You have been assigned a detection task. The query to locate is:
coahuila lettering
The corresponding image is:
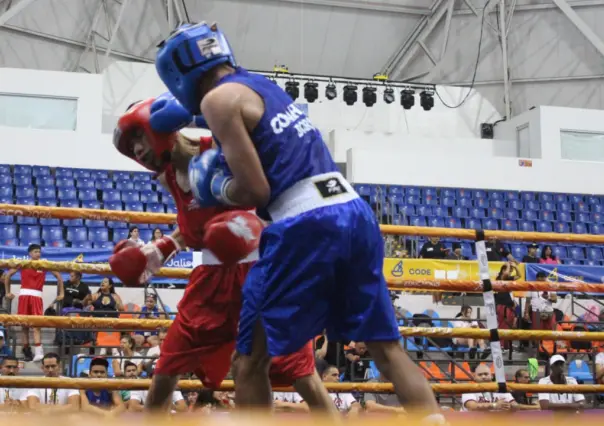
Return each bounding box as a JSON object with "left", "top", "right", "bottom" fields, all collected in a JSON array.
[{"left": 270, "top": 103, "right": 316, "bottom": 137}]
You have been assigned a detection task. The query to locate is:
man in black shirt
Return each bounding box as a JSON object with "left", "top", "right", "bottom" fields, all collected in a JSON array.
[
  {"left": 511, "top": 369, "right": 539, "bottom": 410},
  {"left": 522, "top": 244, "right": 540, "bottom": 263},
  {"left": 486, "top": 238, "right": 516, "bottom": 262},
  {"left": 419, "top": 237, "right": 448, "bottom": 259},
  {"left": 62, "top": 272, "right": 91, "bottom": 310}
]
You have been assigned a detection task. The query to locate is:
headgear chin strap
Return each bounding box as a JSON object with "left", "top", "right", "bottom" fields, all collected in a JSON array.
[
  {"left": 113, "top": 99, "right": 177, "bottom": 173},
  {"left": 155, "top": 22, "right": 237, "bottom": 115}
]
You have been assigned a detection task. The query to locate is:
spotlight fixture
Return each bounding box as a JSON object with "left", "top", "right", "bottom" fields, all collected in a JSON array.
[
  {"left": 400, "top": 89, "right": 415, "bottom": 110},
  {"left": 343, "top": 84, "right": 358, "bottom": 106},
  {"left": 285, "top": 81, "right": 300, "bottom": 100},
  {"left": 383, "top": 87, "right": 395, "bottom": 104},
  {"left": 420, "top": 90, "right": 434, "bottom": 111},
  {"left": 325, "top": 82, "right": 337, "bottom": 100},
  {"left": 304, "top": 81, "right": 319, "bottom": 103},
  {"left": 362, "top": 86, "right": 377, "bottom": 107}
]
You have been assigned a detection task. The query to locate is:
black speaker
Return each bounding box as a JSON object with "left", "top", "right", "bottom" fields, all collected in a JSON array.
[{"left": 481, "top": 123, "right": 494, "bottom": 139}]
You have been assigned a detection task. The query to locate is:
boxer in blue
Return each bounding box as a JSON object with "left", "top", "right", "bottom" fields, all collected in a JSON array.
[{"left": 151, "top": 22, "right": 443, "bottom": 422}]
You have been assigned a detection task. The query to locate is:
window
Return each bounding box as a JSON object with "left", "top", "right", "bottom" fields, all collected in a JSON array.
[
  {"left": 516, "top": 125, "right": 530, "bottom": 157},
  {"left": 561, "top": 130, "right": 604, "bottom": 162},
  {"left": 0, "top": 94, "right": 77, "bottom": 131}
]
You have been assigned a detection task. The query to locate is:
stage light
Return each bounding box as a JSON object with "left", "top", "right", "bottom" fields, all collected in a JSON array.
[
  {"left": 400, "top": 89, "right": 415, "bottom": 110},
  {"left": 343, "top": 85, "right": 358, "bottom": 106},
  {"left": 325, "top": 83, "right": 337, "bottom": 100},
  {"left": 383, "top": 87, "right": 395, "bottom": 104},
  {"left": 304, "top": 82, "right": 319, "bottom": 103},
  {"left": 420, "top": 90, "right": 434, "bottom": 111},
  {"left": 362, "top": 86, "right": 377, "bottom": 107},
  {"left": 285, "top": 81, "right": 300, "bottom": 100}
]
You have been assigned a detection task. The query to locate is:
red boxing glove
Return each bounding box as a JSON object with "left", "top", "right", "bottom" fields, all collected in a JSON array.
[
  {"left": 109, "top": 236, "right": 182, "bottom": 286},
  {"left": 203, "top": 211, "right": 264, "bottom": 265}
]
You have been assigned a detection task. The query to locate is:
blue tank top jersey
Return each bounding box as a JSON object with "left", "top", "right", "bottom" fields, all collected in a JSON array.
[
  {"left": 214, "top": 68, "right": 338, "bottom": 204},
  {"left": 85, "top": 389, "right": 113, "bottom": 407}
]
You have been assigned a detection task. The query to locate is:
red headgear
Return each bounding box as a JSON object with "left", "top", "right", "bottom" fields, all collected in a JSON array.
[{"left": 113, "top": 98, "right": 177, "bottom": 173}]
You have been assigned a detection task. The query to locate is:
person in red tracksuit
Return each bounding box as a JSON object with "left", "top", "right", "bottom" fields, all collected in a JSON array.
[
  {"left": 110, "top": 98, "right": 316, "bottom": 412},
  {"left": 4, "top": 244, "right": 64, "bottom": 361}
]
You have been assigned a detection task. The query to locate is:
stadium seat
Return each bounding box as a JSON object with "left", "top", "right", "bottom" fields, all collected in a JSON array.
[
  {"left": 409, "top": 216, "right": 427, "bottom": 227},
  {"left": 90, "top": 170, "right": 109, "bottom": 180},
  {"left": 511, "top": 245, "right": 526, "bottom": 259},
  {"left": 433, "top": 206, "right": 447, "bottom": 217},
  {"left": 38, "top": 199, "right": 57, "bottom": 207},
  {"left": 587, "top": 195, "right": 600, "bottom": 205},
  {"left": 356, "top": 185, "right": 370, "bottom": 196},
  {"left": 72, "top": 241, "right": 93, "bottom": 249},
  {"left": 40, "top": 218, "right": 60, "bottom": 226},
  {"left": 424, "top": 195, "right": 437, "bottom": 206},
  {"left": 14, "top": 176, "right": 32, "bottom": 187},
  {"left": 520, "top": 192, "right": 535, "bottom": 201},
  {"left": 573, "top": 223, "right": 587, "bottom": 234},
  {"left": 466, "top": 219, "right": 482, "bottom": 230},
  {"left": 47, "top": 240, "right": 67, "bottom": 248},
  {"left": 56, "top": 177, "right": 74, "bottom": 188},
  {"left": 102, "top": 190, "right": 121, "bottom": 202},
  {"left": 115, "top": 180, "right": 134, "bottom": 191},
  {"left": 457, "top": 198, "right": 473, "bottom": 208},
  {"left": 416, "top": 205, "right": 432, "bottom": 216},
  {"left": 575, "top": 202, "right": 589, "bottom": 213},
  {"left": 592, "top": 212, "right": 602, "bottom": 223},
  {"left": 107, "top": 221, "right": 128, "bottom": 229},
  {"left": 558, "top": 211, "right": 571, "bottom": 222},
  {"left": 488, "top": 191, "right": 502, "bottom": 200},
  {"left": 140, "top": 229, "right": 153, "bottom": 242},
  {"left": 112, "top": 228, "right": 129, "bottom": 241},
  {"left": 488, "top": 208, "right": 502, "bottom": 219},
  {"left": 475, "top": 198, "right": 488, "bottom": 208},
  {"left": 138, "top": 182, "right": 154, "bottom": 192},
  {"left": 146, "top": 203, "right": 165, "bottom": 214},
  {"left": 0, "top": 225, "right": 17, "bottom": 240},
  {"left": 57, "top": 188, "right": 77, "bottom": 201},
  {"left": 121, "top": 191, "right": 140, "bottom": 203},
  {"left": 17, "top": 197, "right": 35, "bottom": 205},
  {"left": 55, "top": 168, "right": 73, "bottom": 178},
  {"left": 85, "top": 220, "right": 105, "bottom": 228},
  {"left": 471, "top": 208, "right": 486, "bottom": 219},
  {"left": 36, "top": 176, "right": 55, "bottom": 188},
  {"left": 19, "top": 226, "right": 41, "bottom": 241},
  {"left": 95, "top": 179, "right": 114, "bottom": 190},
  {"left": 587, "top": 247, "right": 603, "bottom": 261},
  {"left": 472, "top": 189, "right": 486, "bottom": 199},
  {"left": 504, "top": 209, "right": 518, "bottom": 220},
  {"left": 569, "top": 247, "right": 586, "bottom": 260},
  {"left": 0, "top": 186, "right": 11, "bottom": 198},
  {"left": 104, "top": 201, "right": 123, "bottom": 211},
  {"left": 140, "top": 190, "right": 159, "bottom": 204},
  {"left": 81, "top": 200, "right": 101, "bottom": 209},
  {"left": 508, "top": 199, "right": 523, "bottom": 210},
  {"left": 78, "top": 189, "right": 97, "bottom": 202},
  {"left": 502, "top": 220, "right": 518, "bottom": 231},
  {"left": 406, "top": 195, "right": 421, "bottom": 205},
  {"left": 0, "top": 175, "right": 11, "bottom": 186},
  {"left": 526, "top": 200, "right": 540, "bottom": 211},
  {"left": 14, "top": 165, "right": 32, "bottom": 176},
  {"left": 447, "top": 218, "right": 461, "bottom": 228},
  {"left": 483, "top": 218, "right": 498, "bottom": 230},
  {"left": 429, "top": 217, "right": 445, "bottom": 227},
  {"left": 555, "top": 222, "right": 570, "bottom": 233},
  {"left": 73, "top": 169, "right": 91, "bottom": 179},
  {"left": 89, "top": 228, "right": 109, "bottom": 242},
  {"left": 113, "top": 171, "right": 131, "bottom": 181},
  {"left": 42, "top": 226, "right": 64, "bottom": 242},
  {"left": 591, "top": 223, "right": 604, "bottom": 235},
  {"left": 388, "top": 186, "right": 403, "bottom": 196},
  {"left": 453, "top": 207, "right": 469, "bottom": 218},
  {"left": 558, "top": 201, "right": 571, "bottom": 212},
  {"left": 17, "top": 216, "right": 37, "bottom": 225},
  {"left": 442, "top": 197, "right": 455, "bottom": 207},
  {"left": 540, "top": 210, "right": 554, "bottom": 221},
  {"left": 36, "top": 187, "right": 56, "bottom": 200},
  {"left": 391, "top": 215, "right": 405, "bottom": 225},
  {"left": 592, "top": 204, "right": 604, "bottom": 213},
  {"left": 165, "top": 205, "right": 177, "bottom": 214},
  {"left": 489, "top": 199, "right": 504, "bottom": 209},
  {"left": 59, "top": 200, "right": 79, "bottom": 208},
  {"left": 16, "top": 187, "right": 34, "bottom": 199},
  {"left": 0, "top": 216, "right": 12, "bottom": 224},
  {"left": 519, "top": 220, "right": 535, "bottom": 232},
  {"left": 76, "top": 179, "right": 95, "bottom": 189},
  {"left": 553, "top": 246, "right": 568, "bottom": 259},
  {"left": 523, "top": 210, "right": 537, "bottom": 221},
  {"left": 537, "top": 221, "right": 553, "bottom": 233},
  {"left": 406, "top": 187, "right": 422, "bottom": 197},
  {"left": 63, "top": 219, "right": 84, "bottom": 227},
  {"left": 577, "top": 212, "right": 591, "bottom": 223},
  {"left": 66, "top": 227, "right": 88, "bottom": 242},
  {"left": 132, "top": 172, "right": 152, "bottom": 182},
  {"left": 568, "top": 360, "right": 593, "bottom": 383},
  {"left": 93, "top": 241, "right": 114, "bottom": 249},
  {"left": 125, "top": 202, "right": 144, "bottom": 212},
  {"left": 0, "top": 165, "right": 10, "bottom": 175}
]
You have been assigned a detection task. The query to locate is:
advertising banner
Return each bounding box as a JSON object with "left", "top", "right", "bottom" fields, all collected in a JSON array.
[{"left": 525, "top": 263, "right": 604, "bottom": 295}]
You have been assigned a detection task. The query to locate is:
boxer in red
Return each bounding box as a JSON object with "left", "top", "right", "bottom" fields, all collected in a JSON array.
[
  {"left": 4, "top": 244, "right": 64, "bottom": 362},
  {"left": 110, "top": 98, "right": 316, "bottom": 412}
]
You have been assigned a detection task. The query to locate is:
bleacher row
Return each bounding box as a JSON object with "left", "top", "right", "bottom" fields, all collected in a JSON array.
[
  {"left": 354, "top": 183, "right": 604, "bottom": 266},
  {"left": 0, "top": 165, "right": 175, "bottom": 248}
]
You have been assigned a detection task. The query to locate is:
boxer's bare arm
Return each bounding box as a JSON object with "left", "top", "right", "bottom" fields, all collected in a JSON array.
[
  {"left": 156, "top": 173, "right": 186, "bottom": 249},
  {"left": 201, "top": 83, "right": 270, "bottom": 207}
]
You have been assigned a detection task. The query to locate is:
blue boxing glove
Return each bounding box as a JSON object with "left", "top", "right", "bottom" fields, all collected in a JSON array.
[
  {"left": 150, "top": 92, "right": 193, "bottom": 133},
  {"left": 188, "top": 149, "right": 236, "bottom": 207}
]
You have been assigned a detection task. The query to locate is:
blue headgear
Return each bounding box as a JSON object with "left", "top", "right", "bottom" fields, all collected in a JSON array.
[{"left": 155, "top": 23, "right": 237, "bottom": 115}]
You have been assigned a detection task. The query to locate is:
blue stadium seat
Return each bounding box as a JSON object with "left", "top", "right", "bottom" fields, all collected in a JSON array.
[
  {"left": 17, "top": 197, "right": 35, "bottom": 205},
  {"left": 398, "top": 205, "right": 414, "bottom": 216},
  {"left": 132, "top": 172, "right": 152, "bottom": 182},
  {"left": 72, "top": 241, "right": 93, "bottom": 249},
  {"left": 0, "top": 196, "right": 11, "bottom": 205},
  {"left": 442, "top": 197, "right": 455, "bottom": 207},
  {"left": 433, "top": 206, "right": 447, "bottom": 217},
  {"left": 63, "top": 219, "right": 84, "bottom": 227},
  {"left": 585, "top": 260, "right": 597, "bottom": 266},
  {"left": 457, "top": 198, "right": 473, "bottom": 208},
  {"left": 558, "top": 202, "right": 571, "bottom": 212},
  {"left": 66, "top": 227, "right": 88, "bottom": 242},
  {"left": 0, "top": 225, "right": 17, "bottom": 240},
  {"left": 76, "top": 179, "right": 95, "bottom": 189},
  {"left": 508, "top": 199, "right": 523, "bottom": 210},
  {"left": 2, "top": 238, "right": 18, "bottom": 246},
  {"left": 592, "top": 204, "right": 604, "bottom": 213},
  {"left": 146, "top": 203, "right": 165, "bottom": 214},
  {"left": 95, "top": 179, "right": 113, "bottom": 190},
  {"left": 90, "top": 170, "right": 109, "bottom": 180},
  {"left": 505, "top": 191, "right": 519, "bottom": 200},
  {"left": 0, "top": 186, "right": 12, "bottom": 198},
  {"left": 138, "top": 182, "right": 154, "bottom": 192},
  {"left": 121, "top": 191, "right": 140, "bottom": 203},
  {"left": 14, "top": 175, "right": 32, "bottom": 186},
  {"left": 568, "top": 360, "right": 593, "bottom": 384},
  {"left": 588, "top": 195, "right": 600, "bottom": 205},
  {"left": 409, "top": 216, "right": 427, "bottom": 227},
  {"left": 19, "top": 226, "right": 41, "bottom": 241},
  {"left": 542, "top": 200, "right": 555, "bottom": 211},
  {"left": 47, "top": 240, "right": 67, "bottom": 248},
  {"left": 42, "top": 226, "right": 64, "bottom": 242},
  {"left": 59, "top": 200, "right": 79, "bottom": 208},
  {"left": 429, "top": 217, "right": 445, "bottom": 227},
  {"left": 115, "top": 180, "right": 134, "bottom": 191},
  {"left": 577, "top": 213, "right": 591, "bottom": 223},
  {"left": 587, "top": 247, "right": 603, "bottom": 261},
  {"left": 489, "top": 191, "right": 503, "bottom": 200},
  {"left": 424, "top": 195, "right": 437, "bottom": 206},
  {"left": 14, "top": 165, "right": 32, "bottom": 176},
  {"left": 40, "top": 218, "right": 60, "bottom": 226},
  {"left": 112, "top": 228, "right": 130, "bottom": 242},
  {"left": 537, "top": 221, "right": 553, "bottom": 233},
  {"left": 520, "top": 192, "right": 535, "bottom": 201},
  {"left": 502, "top": 220, "right": 518, "bottom": 231},
  {"left": 0, "top": 165, "right": 10, "bottom": 175},
  {"left": 93, "top": 241, "right": 114, "bottom": 249},
  {"left": 540, "top": 210, "right": 554, "bottom": 221},
  {"left": 503, "top": 209, "right": 518, "bottom": 220},
  {"left": 113, "top": 171, "right": 131, "bottom": 181},
  {"left": 140, "top": 229, "right": 153, "bottom": 242},
  {"left": 104, "top": 201, "right": 123, "bottom": 211},
  {"left": 523, "top": 210, "right": 538, "bottom": 221},
  {"left": 424, "top": 188, "right": 438, "bottom": 197},
  {"left": 490, "top": 199, "right": 505, "bottom": 209},
  {"left": 446, "top": 217, "right": 461, "bottom": 228},
  {"left": 575, "top": 202, "right": 589, "bottom": 213},
  {"left": 391, "top": 215, "right": 405, "bottom": 225},
  {"left": 511, "top": 244, "right": 526, "bottom": 259},
  {"left": 0, "top": 175, "right": 11, "bottom": 186},
  {"left": 406, "top": 187, "right": 422, "bottom": 197},
  {"left": 488, "top": 208, "right": 502, "bottom": 219},
  {"left": 388, "top": 186, "right": 403, "bottom": 196},
  {"left": 441, "top": 188, "right": 455, "bottom": 198},
  {"left": 555, "top": 222, "right": 570, "bottom": 233},
  {"left": 572, "top": 223, "right": 587, "bottom": 234},
  {"left": 73, "top": 169, "right": 91, "bottom": 179},
  {"left": 389, "top": 194, "right": 403, "bottom": 206},
  {"left": 16, "top": 187, "right": 34, "bottom": 198},
  {"left": 140, "top": 191, "right": 159, "bottom": 204},
  {"left": 590, "top": 223, "right": 604, "bottom": 235},
  {"left": 553, "top": 194, "right": 567, "bottom": 203},
  {"left": 471, "top": 208, "right": 485, "bottom": 219},
  {"left": 125, "top": 202, "right": 144, "bottom": 212},
  {"left": 570, "top": 247, "right": 585, "bottom": 260},
  {"left": 558, "top": 211, "right": 571, "bottom": 222},
  {"left": 406, "top": 195, "right": 421, "bottom": 205},
  {"left": 483, "top": 218, "right": 498, "bottom": 230},
  {"left": 569, "top": 194, "right": 584, "bottom": 204},
  {"left": 453, "top": 207, "right": 469, "bottom": 218},
  {"left": 553, "top": 246, "right": 567, "bottom": 259},
  {"left": 36, "top": 176, "right": 55, "bottom": 187},
  {"left": 475, "top": 198, "right": 488, "bottom": 208},
  {"left": 58, "top": 188, "right": 77, "bottom": 201},
  {"left": 471, "top": 189, "right": 486, "bottom": 199},
  {"left": 36, "top": 187, "right": 55, "bottom": 200},
  {"left": 526, "top": 200, "right": 540, "bottom": 211},
  {"left": 55, "top": 168, "right": 73, "bottom": 178},
  {"left": 17, "top": 217, "right": 37, "bottom": 225},
  {"left": 56, "top": 177, "right": 74, "bottom": 188},
  {"left": 157, "top": 224, "right": 171, "bottom": 232},
  {"left": 102, "top": 190, "right": 121, "bottom": 202},
  {"left": 38, "top": 199, "right": 57, "bottom": 207},
  {"left": 416, "top": 205, "right": 432, "bottom": 216},
  {"left": 85, "top": 220, "right": 105, "bottom": 228},
  {"left": 81, "top": 200, "right": 101, "bottom": 209},
  {"left": 519, "top": 220, "right": 535, "bottom": 232},
  {"left": 0, "top": 216, "right": 12, "bottom": 224},
  {"left": 89, "top": 228, "right": 109, "bottom": 242},
  {"left": 355, "top": 185, "right": 370, "bottom": 196},
  {"left": 166, "top": 205, "right": 177, "bottom": 214},
  {"left": 107, "top": 221, "right": 128, "bottom": 229},
  {"left": 454, "top": 189, "right": 469, "bottom": 199},
  {"left": 78, "top": 189, "right": 98, "bottom": 202},
  {"left": 466, "top": 219, "right": 482, "bottom": 230}
]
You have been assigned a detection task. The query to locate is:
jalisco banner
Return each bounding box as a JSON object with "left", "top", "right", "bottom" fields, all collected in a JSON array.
[{"left": 525, "top": 263, "right": 604, "bottom": 295}]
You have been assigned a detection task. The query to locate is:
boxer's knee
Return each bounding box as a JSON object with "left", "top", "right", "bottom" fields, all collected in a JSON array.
[{"left": 233, "top": 350, "right": 270, "bottom": 382}]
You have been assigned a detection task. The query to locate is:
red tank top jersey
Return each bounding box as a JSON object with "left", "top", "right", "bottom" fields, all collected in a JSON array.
[
  {"left": 20, "top": 268, "right": 46, "bottom": 291},
  {"left": 162, "top": 137, "right": 248, "bottom": 250}
]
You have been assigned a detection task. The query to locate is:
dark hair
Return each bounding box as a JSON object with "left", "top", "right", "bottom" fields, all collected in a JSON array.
[
  {"left": 320, "top": 364, "right": 339, "bottom": 378},
  {"left": 128, "top": 227, "right": 140, "bottom": 238},
  {"left": 28, "top": 244, "right": 41, "bottom": 253},
  {"left": 124, "top": 361, "right": 137, "bottom": 371},
  {"left": 70, "top": 271, "right": 82, "bottom": 279},
  {"left": 126, "top": 101, "right": 143, "bottom": 112},
  {"left": 90, "top": 357, "right": 109, "bottom": 369},
  {"left": 151, "top": 227, "right": 164, "bottom": 242},
  {"left": 120, "top": 334, "right": 135, "bottom": 350},
  {"left": 42, "top": 352, "right": 60, "bottom": 364},
  {"left": 541, "top": 245, "right": 555, "bottom": 260},
  {"left": 0, "top": 355, "right": 18, "bottom": 365},
  {"left": 515, "top": 368, "right": 529, "bottom": 381},
  {"left": 460, "top": 305, "right": 472, "bottom": 317},
  {"left": 98, "top": 277, "right": 116, "bottom": 293}
]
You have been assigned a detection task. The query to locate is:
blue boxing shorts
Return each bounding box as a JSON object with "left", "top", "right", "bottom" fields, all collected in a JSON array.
[{"left": 236, "top": 178, "right": 400, "bottom": 357}]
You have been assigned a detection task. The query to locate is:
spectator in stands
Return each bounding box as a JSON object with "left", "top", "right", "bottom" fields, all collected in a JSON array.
[
  {"left": 540, "top": 245, "right": 560, "bottom": 265},
  {"left": 524, "top": 272, "right": 556, "bottom": 331},
  {"left": 273, "top": 390, "right": 307, "bottom": 413},
  {"left": 344, "top": 341, "right": 370, "bottom": 381},
  {"left": 0, "top": 356, "right": 26, "bottom": 411},
  {"left": 538, "top": 355, "right": 584, "bottom": 411},
  {"left": 419, "top": 237, "right": 448, "bottom": 259},
  {"left": 4, "top": 244, "right": 64, "bottom": 361},
  {"left": 485, "top": 237, "right": 516, "bottom": 263},
  {"left": 0, "top": 269, "right": 5, "bottom": 306},
  {"left": 133, "top": 294, "right": 166, "bottom": 348},
  {"left": 495, "top": 263, "right": 520, "bottom": 350},
  {"left": 112, "top": 334, "right": 143, "bottom": 377},
  {"left": 511, "top": 368, "right": 540, "bottom": 410},
  {"left": 129, "top": 375, "right": 186, "bottom": 413},
  {"left": 120, "top": 361, "right": 138, "bottom": 406},
  {"left": 143, "top": 327, "right": 168, "bottom": 374},
  {"left": 446, "top": 242, "right": 467, "bottom": 261},
  {"left": 461, "top": 363, "right": 517, "bottom": 412},
  {"left": 128, "top": 227, "right": 145, "bottom": 247},
  {"left": 522, "top": 243, "right": 540, "bottom": 263},
  {"left": 452, "top": 305, "right": 488, "bottom": 358},
  {"left": 91, "top": 277, "right": 124, "bottom": 317},
  {"left": 187, "top": 391, "right": 200, "bottom": 411},
  {"left": 26, "top": 352, "right": 80, "bottom": 412},
  {"left": 80, "top": 357, "right": 125, "bottom": 417},
  {"left": 151, "top": 228, "right": 164, "bottom": 242},
  {"left": 321, "top": 365, "right": 360, "bottom": 415},
  {"left": 595, "top": 346, "right": 604, "bottom": 384},
  {"left": 62, "top": 271, "right": 91, "bottom": 310},
  {"left": 364, "top": 373, "right": 406, "bottom": 415},
  {"left": 0, "top": 330, "right": 13, "bottom": 358}
]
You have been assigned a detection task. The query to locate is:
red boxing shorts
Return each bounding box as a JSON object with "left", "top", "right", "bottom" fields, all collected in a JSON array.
[{"left": 17, "top": 295, "right": 43, "bottom": 316}]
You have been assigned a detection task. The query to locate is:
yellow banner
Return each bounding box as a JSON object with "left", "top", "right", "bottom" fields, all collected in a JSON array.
[{"left": 384, "top": 258, "right": 525, "bottom": 283}]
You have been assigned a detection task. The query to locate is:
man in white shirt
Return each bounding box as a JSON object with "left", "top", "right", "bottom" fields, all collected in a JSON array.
[
  {"left": 461, "top": 364, "right": 517, "bottom": 412},
  {"left": 0, "top": 356, "right": 27, "bottom": 412},
  {"left": 129, "top": 387, "right": 186, "bottom": 412},
  {"left": 538, "top": 355, "right": 585, "bottom": 411},
  {"left": 524, "top": 272, "right": 557, "bottom": 330},
  {"left": 321, "top": 365, "right": 360, "bottom": 415},
  {"left": 26, "top": 352, "right": 80, "bottom": 412},
  {"left": 272, "top": 390, "right": 308, "bottom": 412}
]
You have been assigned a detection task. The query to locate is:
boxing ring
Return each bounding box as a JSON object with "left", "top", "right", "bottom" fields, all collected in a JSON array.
[{"left": 1, "top": 203, "right": 604, "bottom": 421}]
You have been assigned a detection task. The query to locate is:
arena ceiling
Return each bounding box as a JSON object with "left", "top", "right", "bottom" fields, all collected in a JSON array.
[{"left": 2, "top": 0, "right": 604, "bottom": 113}]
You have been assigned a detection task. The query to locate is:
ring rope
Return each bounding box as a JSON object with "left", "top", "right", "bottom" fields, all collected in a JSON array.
[
  {"left": 2, "top": 258, "right": 603, "bottom": 294},
  {"left": 0, "top": 376, "right": 602, "bottom": 394},
  {"left": 0, "top": 314, "right": 600, "bottom": 341},
  {"left": 2, "top": 203, "right": 604, "bottom": 244}
]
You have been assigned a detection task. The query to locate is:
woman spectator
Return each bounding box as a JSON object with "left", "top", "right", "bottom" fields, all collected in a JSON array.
[
  {"left": 91, "top": 277, "right": 124, "bottom": 318},
  {"left": 150, "top": 228, "right": 164, "bottom": 242},
  {"left": 112, "top": 334, "right": 143, "bottom": 377},
  {"left": 540, "top": 245, "right": 561, "bottom": 265},
  {"left": 452, "top": 305, "right": 488, "bottom": 358},
  {"left": 128, "top": 227, "right": 145, "bottom": 247},
  {"left": 133, "top": 294, "right": 167, "bottom": 348},
  {"left": 495, "top": 263, "right": 520, "bottom": 350}
]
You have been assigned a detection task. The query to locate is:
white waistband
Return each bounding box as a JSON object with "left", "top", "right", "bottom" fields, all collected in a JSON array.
[
  {"left": 197, "top": 249, "right": 259, "bottom": 266},
  {"left": 19, "top": 289, "right": 43, "bottom": 298},
  {"left": 267, "top": 172, "right": 358, "bottom": 222}
]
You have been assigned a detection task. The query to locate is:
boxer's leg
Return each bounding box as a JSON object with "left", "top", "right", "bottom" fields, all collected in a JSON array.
[{"left": 145, "top": 374, "right": 178, "bottom": 413}]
